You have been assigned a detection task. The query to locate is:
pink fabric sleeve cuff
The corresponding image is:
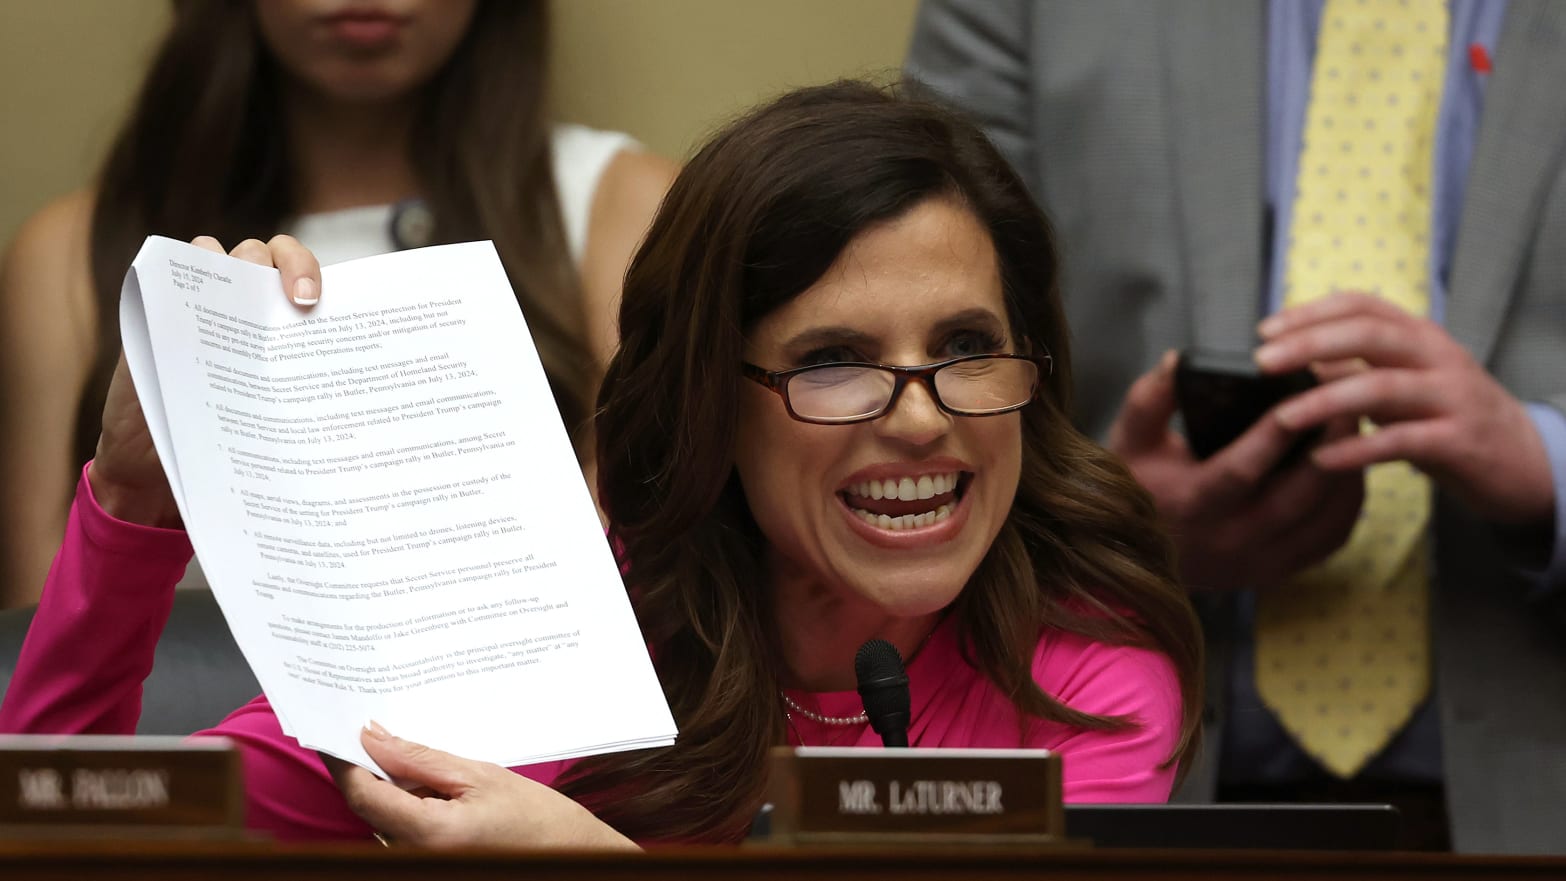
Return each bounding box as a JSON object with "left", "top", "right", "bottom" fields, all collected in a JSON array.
[
  {"left": 0, "top": 464, "right": 193, "bottom": 734},
  {"left": 74, "top": 462, "right": 194, "bottom": 561}
]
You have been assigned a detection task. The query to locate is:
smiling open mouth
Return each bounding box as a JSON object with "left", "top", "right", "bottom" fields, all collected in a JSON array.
[{"left": 838, "top": 471, "right": 971, "bottom": 531}]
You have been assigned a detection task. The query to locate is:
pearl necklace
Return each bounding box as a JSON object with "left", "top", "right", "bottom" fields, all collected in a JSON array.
[
  {"left": 781, "top": 692, "right": 868, "bottom": 726},
  {"left": 779, "top": 613, "right": 948, "bottom": 730}
]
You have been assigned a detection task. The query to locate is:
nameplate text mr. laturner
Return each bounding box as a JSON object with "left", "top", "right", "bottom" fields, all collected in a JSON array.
[
  {"left": 763, "top": 747, "right": 1063, "bottom": 844},
  {"left": 837, "top": 777, "right": 1004, "bottom": 815}
]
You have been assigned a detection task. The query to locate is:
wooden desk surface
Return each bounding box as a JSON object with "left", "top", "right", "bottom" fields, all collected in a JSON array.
[{"left": 1, "top": 840, "right": 1563, "bottom": 881}]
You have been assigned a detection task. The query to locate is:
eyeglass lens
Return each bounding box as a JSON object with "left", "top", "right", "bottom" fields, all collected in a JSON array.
[{"left": 786, "top": 358, "right": 1037, "bottom": 421}]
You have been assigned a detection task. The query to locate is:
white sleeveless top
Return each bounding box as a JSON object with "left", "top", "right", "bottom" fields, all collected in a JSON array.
[
  {"left": 281, "top": 123, "right": 636, "bottom": 266},
  {"left": 175, "top": 124, "right": 633, "bottom": 592}
]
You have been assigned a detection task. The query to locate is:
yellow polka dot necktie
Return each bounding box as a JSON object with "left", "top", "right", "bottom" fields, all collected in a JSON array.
[{"left": 1254, "top": 0, "right": 1445, "bottom": 779}]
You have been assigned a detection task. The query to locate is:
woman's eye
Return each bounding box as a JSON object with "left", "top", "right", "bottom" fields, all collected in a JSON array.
[{"left": 943, "top": 330, "right": 1004, "bottom": 358}]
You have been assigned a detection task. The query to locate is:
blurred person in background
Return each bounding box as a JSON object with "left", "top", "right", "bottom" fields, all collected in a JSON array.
[
  {"left": 0, "top": 0, "right": 674, "bottom": 607},
  {"left": 908, "top": 0, "right": 1566, "bottom": 854}
]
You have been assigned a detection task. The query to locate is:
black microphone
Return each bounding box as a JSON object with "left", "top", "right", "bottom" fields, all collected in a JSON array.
[{"left": 855, "top": 638, "right": 910, "bottom": 748}]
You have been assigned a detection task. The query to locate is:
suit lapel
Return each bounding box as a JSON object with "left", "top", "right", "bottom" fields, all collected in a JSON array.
[
  {"left": 1448, "top": 0, "right": 1566, "bottom": 363},
  {"left": 1159, "top": 0, "right": 1267, "bottom": 353}
]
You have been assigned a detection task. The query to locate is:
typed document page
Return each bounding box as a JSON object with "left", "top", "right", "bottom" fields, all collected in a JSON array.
[{"left": 120, "top": 236, "right": 676, "bottom": 772}]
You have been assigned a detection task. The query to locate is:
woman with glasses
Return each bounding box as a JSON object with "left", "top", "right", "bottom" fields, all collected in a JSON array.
[{"left": 0, "top": 81, "right": 1203, "bottom": 847}]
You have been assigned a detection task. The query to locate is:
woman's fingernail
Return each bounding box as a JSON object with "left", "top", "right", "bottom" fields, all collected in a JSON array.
[
  {"left": 1161, "top": 349, "right": 1179, "bottom": 372},
  {"left": 294, "top": 277, "right": 319, "bottom": 305},
  {"left": 1254, "top": 344, "right": 1282, "bottom": 369},
  {"left": 365, "top": 720, "right": 391, "bottom": 741},
  {"left": 1258, "top": 316, "right": 1282, "bottom": 338}
]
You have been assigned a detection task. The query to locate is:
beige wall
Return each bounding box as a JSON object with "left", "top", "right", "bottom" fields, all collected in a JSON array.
[
  {"left": 553, "top": 1, "right": 918, "bottom": 159},
  {"left": 0, "top": 1, "right": 171, "bottom": 247},
  {"left": 0, "top": 0, "right": 919, "bottom": 249}
]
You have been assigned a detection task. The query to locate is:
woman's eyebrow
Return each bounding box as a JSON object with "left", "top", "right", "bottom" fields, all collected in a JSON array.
[
  {"left": 779, "top": 308, "right": 1011, "bottom": 353},
  {"left": 928, "top": 308, "right": 1009, "bottom": 340},
  {"left": 780, "top": 326, "right": 877, "bottom": 352}
]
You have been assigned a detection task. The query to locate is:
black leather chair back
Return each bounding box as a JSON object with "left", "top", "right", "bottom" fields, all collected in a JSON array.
[{"left": 0, "top": 590, "right": 260, "bottom": 734}]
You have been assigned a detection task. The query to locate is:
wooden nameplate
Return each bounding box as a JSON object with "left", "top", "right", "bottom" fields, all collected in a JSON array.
[
  {"left": 761, "top": 746, "right": 1066, "bottom": 847},
  {"left": 0, "top": 735, "right": 247, "bottom": 840}
]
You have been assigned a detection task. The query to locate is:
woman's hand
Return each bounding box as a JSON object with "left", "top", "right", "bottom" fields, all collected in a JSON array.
[
  {"left": 87, "top": 235, "right": 321, "bottom": 527},
  {"left": 329, "top": 723, "right": 638, "bottom": 851}
]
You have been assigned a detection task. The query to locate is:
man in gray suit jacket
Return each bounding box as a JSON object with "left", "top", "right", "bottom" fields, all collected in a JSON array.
[{"left": 908, "top": 0, "right": 1566, "bottom": 855}]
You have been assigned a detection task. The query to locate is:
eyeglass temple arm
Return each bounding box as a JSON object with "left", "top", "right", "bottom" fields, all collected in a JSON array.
[{"left": 740, "top": 362, "right": 787, "bottom": 394}]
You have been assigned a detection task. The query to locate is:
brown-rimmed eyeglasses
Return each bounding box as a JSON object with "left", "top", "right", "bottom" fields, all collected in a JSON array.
[{"left": 741, "top": 353, "right": 1050, "bottom": 425}]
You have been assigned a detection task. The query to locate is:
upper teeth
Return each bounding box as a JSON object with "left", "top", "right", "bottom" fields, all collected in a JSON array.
[{"left": 844, "top": 472, "right": 959, "bottom": 502}]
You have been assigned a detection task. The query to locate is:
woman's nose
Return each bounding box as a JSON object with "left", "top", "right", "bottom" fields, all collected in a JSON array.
[{"left": 874, "top": 377, "right": 950, "bottom": 447}]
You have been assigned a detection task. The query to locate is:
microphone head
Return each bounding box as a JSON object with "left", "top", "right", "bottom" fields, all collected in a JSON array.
[
  {"left": 855, "top": 638, "right": 910, "bottom": 740},
  {"left": 854, "top": 638, "right": 906, "bottom": 685}
]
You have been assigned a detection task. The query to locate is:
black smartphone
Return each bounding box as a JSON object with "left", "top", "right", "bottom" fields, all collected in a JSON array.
[{"left": 1174, "top": 348, "right": 1319, "bottom": 461}]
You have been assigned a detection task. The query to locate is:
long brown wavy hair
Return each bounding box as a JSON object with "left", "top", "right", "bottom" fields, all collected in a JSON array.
[
  {"left": 559, "top": 81, "right": 1203, "bottom": 843},
  {"left": 77, "top": 0, "right": 592, "bottom": 474}
]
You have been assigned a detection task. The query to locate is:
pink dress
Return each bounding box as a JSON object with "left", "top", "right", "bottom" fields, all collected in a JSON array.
[{"left": 0, "top": 468, "right": 1185, "bottom": 841}]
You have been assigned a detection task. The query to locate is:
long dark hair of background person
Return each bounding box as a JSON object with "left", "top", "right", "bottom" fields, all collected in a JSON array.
[
  {"left": 560, "top": 81, "right": 1204, "bottom": 843},
  {"left": 79, "top": 0, "right": 592, "bottom": 474}
]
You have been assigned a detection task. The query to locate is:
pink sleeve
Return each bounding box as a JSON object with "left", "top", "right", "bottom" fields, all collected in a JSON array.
[
  {"left": 0, "top": 465, "right": 192, "bottom": 734},
  {"left": 1033, "top": 632, "right": 1185, "bottom": 804}
]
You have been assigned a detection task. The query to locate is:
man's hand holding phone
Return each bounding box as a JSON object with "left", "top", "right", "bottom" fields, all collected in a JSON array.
[
  {"left": 1175, "top": 348, "right": 1321, "bottom": 462},
  {"left": 1254, "top": 293, "right": 1553, "bottom": 530},
  {"left": 1108, "top": 350, "right": 1364, "bottom": 592}
]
